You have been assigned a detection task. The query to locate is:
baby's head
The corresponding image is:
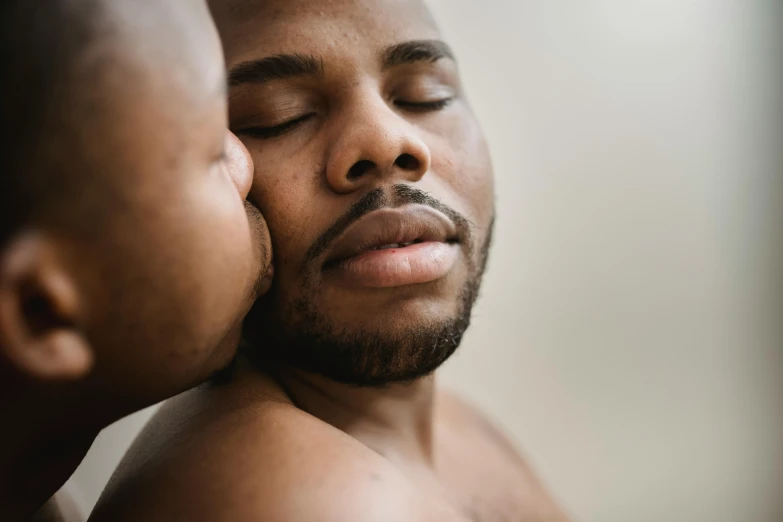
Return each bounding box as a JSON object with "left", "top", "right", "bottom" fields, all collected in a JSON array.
[{"left": 0, "top": 0, "right": 272, "bottom": 415}]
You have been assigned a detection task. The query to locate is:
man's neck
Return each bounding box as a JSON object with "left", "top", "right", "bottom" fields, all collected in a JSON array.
[{"left": 267, "top": 364, "right": 438, "bottom": 464}]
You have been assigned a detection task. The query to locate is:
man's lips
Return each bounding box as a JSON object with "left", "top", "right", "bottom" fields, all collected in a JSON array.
[
  {"left": 324, "top": 206, "right": 459, "bottom": 264},
  {"left": 322, "top": 206, "right": 460, "bottom": 288}
]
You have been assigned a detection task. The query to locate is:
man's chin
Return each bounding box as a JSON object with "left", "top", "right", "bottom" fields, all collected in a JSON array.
[
  {"left": 244, "top": 312, "right": 470, "bottom": 387},
  {"left": 242, "top": 266, "right": 482, "bottom": 387},
  {"left": 310, "top": 285, "right": 469, "bottom": 331}
]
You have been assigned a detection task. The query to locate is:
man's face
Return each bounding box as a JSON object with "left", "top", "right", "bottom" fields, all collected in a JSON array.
[
  {"left": 211, "top": 0, "right": 495, "bottom": 385},
  {"left": 61, "top": 0, "right": 272, "bottom": 403}
]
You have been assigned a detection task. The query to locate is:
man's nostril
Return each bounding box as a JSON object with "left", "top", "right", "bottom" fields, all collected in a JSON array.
[
  {"left": 347, "top": 160, "right": 375, "bottom": 180},
  {"left": 395, "top": 153, "right": 420, "bottom": 171}
]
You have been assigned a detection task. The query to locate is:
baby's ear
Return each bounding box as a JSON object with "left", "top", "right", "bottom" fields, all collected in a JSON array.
[{"left": 0, "top": 232, "right": 92, "bottom": 381}]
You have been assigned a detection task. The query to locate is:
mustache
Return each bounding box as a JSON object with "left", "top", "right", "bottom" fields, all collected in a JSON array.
[{"left": 304, "top": 184, "right": 474, "bottom": 265}]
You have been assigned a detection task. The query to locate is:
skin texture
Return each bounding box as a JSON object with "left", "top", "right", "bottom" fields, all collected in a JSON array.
[
  {"left": 0, "top": 0, "right": 271, "bottom": 520},
  {"left": 90, "top": 1, "right": 571, "bottom": 521}
]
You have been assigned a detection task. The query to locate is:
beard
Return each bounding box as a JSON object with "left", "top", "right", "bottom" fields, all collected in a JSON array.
[
  {"left": 242, "top": 223, "right": 493, "bottom": 387},
  {"left": 243, "top": 278, "right": 477, "bottom": 387},
  {"left": 243, "top": 184, "right": 494, "bottom": 387}
]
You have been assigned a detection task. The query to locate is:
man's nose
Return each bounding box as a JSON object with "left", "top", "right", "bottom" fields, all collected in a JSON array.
[{"left": 324, "top": 98, "right": 431, "bottom": 194}]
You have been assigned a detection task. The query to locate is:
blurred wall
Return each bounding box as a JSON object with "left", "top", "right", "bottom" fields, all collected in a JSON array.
[
  {"left": 431, "top": 1, "right": 783, "bottom": 521},
  {"left": 70, "top": 2, "right": 782, "bottom": 521}
]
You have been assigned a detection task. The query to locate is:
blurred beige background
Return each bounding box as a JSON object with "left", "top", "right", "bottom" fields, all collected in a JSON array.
[{"left": 69, "top": 1, "right": 782, "bottom": 521}]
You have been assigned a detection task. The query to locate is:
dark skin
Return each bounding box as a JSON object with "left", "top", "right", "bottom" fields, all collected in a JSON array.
[
  {"left": 90, "top": 1, "right": 571, "bottom": 521},
  {"left": 0, "top": 0, "right": 272, "bottom": 520}
]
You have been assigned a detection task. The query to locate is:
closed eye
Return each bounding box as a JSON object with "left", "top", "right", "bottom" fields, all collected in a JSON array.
[
  {"left": 234, "top": 113, "right": 316, "bottom": 140},
  {"left": 394, "top": 98, "right": 453, "bottom": 112}
]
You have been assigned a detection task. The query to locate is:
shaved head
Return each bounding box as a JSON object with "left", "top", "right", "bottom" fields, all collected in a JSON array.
[
  {"left": 0, "top": 0, "right": 269, "bottom": 413},
  {"left": 0, "top": 0, "right": 226, "bottom": 245},
  {"left": 0, "top": 0, "right": 101, "bottom": 243}
]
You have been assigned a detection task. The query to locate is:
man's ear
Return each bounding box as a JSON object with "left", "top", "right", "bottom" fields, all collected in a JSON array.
[{"left": 0, "top": 232, "right": 92, "bottom": 381}]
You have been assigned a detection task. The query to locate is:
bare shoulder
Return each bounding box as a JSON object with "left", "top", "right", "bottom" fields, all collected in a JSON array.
[
  {"left": 89, "top": 375, "right": 459, "bottom": 522},
  {"left": 436, "top": 390, "right": 528, "bottom": 464},
  {"left": 435, "top": 389, "right": 573, "bottom": 522}
]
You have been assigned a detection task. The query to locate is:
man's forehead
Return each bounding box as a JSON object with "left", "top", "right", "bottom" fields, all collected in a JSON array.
[
  {"left": 211, "top": 0, "right": 435, "bottom": 23},
  {"left": 210, "top": 0, "right": 440, "bottom": 65}
]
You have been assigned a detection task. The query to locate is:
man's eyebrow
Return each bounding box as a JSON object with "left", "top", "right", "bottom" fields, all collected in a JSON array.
[
  {"left": 382, "top": 40, "right": 455, "bottom": 70},
  {"left": 227, "top": 53, "right": 324, "bottom": 88}
]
